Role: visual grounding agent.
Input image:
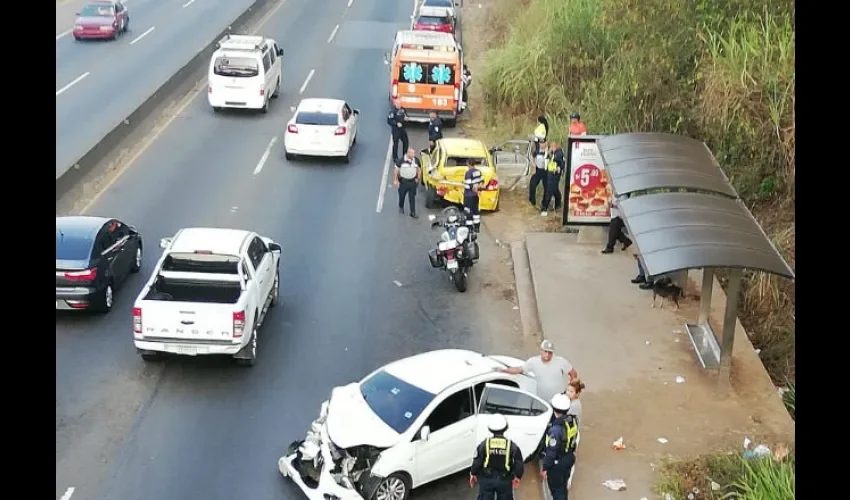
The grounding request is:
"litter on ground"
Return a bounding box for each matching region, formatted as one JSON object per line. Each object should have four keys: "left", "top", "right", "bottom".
{"left": 657, "top": 437, "right": 668, "bottom": 444}
{"left": 612, "top": 437, "right": 625, "bottom": 450}
{"left": 711, "top": 481, "right": 721, "bottom": 491}
{"left": 602, "top": 479, "right": 627, "bottom": 491}
{"left": 675, "top": 376, "right": 686, "bottom": 384}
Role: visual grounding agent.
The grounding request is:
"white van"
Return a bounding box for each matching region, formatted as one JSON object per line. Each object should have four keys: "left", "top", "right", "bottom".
{"left": 207, "top": 34, "right": 284, "bottom": 114}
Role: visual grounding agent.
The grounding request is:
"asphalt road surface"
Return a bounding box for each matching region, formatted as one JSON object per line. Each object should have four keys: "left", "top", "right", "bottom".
{"left": 55, "top": 0, "right": 256, "bottom": 179}
{"left": 56, "top": 0, "right": 521, "bottom": 499}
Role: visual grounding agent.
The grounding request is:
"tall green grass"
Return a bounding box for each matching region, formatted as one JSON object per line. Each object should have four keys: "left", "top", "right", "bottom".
{"left": 656, "top": 453, "right": 795, "bottom": 500}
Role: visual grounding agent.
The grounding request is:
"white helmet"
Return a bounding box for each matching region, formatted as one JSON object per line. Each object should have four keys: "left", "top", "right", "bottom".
{"left": 551, "top": 393, "right": 571, "bottom": 412}
{"left": 487, "top": 414, "right": 509, "bottom": 433}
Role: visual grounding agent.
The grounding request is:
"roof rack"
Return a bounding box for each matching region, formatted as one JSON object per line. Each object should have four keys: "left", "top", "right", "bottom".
{"left": 216, "top": 34, "right": 266, "bottom": 52}
{"left": 396, "top": 30, "right": 457, "bottom": 52}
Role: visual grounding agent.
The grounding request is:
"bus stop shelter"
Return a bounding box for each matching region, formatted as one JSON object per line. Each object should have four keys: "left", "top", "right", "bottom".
{"left": 597, "top": 133, "right": 794, "bottom": 386}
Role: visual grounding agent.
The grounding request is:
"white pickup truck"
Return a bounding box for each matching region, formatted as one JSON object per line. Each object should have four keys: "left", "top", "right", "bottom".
{"left": 132, "top": 227, "right": 281, "bottom": 366}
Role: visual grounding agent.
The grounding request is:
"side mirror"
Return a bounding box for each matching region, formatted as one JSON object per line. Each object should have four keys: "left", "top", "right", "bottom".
{"left": 428, "top": 214, "right": 437, "bottom": 221}
{"left": 277, "top": 47, "right": 284, "bottom": 57}
{"left": 383, "top": 53, "right": 390, "bottom": 66}
{"left": 159, "top": 237, "right": 172, "bottom": 249}
{"left": 268, "top": 242, "right": 282, "bottom": 252}
{"left": 419, "top": 425, "right": 431, "bottom": 442}
{"left": 353, "top": 109, "right": 360, "bottom": 115}
{"left": 75, "top": 12, "right": 80, "bottom": 15}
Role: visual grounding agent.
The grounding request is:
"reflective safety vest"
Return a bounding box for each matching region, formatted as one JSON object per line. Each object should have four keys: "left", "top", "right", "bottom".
{"left": 563, "top": 416, "right": 579, "bottom": 453}
{"left": 533, "top": 123, "right": 547, "bottom": 142}
{"left": 546, "top": 152, "right": 560, "bottom": 173}
{"left": 483, "top": 437, "right": 512, "bottom": 471}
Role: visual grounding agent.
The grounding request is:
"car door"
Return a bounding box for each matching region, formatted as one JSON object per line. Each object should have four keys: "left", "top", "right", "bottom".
{"left": 109, "top": 220, "right": 135, "bottom": 282}
{"left": 489, "top": 139, "right": 533, "bottom": 190}
{"left": 413, "top": 387, "right": 478, "bottom": 485}
{"left": 93, "top": 223, "right": 120, "bottom": 284}
{"left": 262, "top": 49, "right": 274, "bottom": 94}
{"left": 343, "top": 103, "right": 357, "bottom": 140}
{"left": 248, "top": 236, "right": 273, "bottom": 304}
{"left": 116, "top": 3, "right": 126, "bottom": 25}
{"left": 271, "top": 41, "right": 283, "bottom": 75}
{"left": 475, "top": 383, "right": 552, "bottom": 460}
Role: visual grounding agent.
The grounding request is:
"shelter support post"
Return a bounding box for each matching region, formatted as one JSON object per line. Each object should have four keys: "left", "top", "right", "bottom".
{"left": 698, "top": 269, "right": 713, "bottom": 324}
{"left": 717, "top": 268, "right": 744, "bottom": 390}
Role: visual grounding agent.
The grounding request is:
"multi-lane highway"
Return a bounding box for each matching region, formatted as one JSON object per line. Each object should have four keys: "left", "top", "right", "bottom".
{"left": 56, "top": 0, "right": 525, "bottom": 499}
{"left": 55, "top": 0, "right": 257, "bottom": 178}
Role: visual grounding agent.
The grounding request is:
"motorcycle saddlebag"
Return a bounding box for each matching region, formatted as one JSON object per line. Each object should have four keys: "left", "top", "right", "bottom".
{"left": 466, "top": 242, "right": 480, "bottom": 261}
{"left": 428, "top": 249, "right": 445, "bottom": 268}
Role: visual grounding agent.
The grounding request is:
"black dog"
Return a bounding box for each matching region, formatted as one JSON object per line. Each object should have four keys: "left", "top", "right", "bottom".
{"left": 651, "top": 277, "right": 684, "bottom": 310}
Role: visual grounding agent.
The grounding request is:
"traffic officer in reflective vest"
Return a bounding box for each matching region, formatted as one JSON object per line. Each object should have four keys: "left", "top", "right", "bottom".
{"left": 532, "top": 115, "right": 549, "bottom": 157}
{"left": 428, "top": 110, "right": 443, "bottom": 153}
{"left": 470, "top": 414, "right": 524, "bottom": 500}
{"left": 541, "top": 394, "right": 579, "bottom": 500}
{"left": 463, "top": 158, "right": 484, "bottom": 231}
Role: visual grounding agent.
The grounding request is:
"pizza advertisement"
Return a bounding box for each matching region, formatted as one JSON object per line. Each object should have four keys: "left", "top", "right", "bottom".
{"left": 565, "top": 137, "right": 612, "bottom": 225}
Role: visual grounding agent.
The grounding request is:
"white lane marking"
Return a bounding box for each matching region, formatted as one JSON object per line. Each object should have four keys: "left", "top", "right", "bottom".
{"left": 253, "top": 136, "right": 278, "bottom": 175}
{"left": 129, "top": 26, "right": 155, "bottom": 45}
{"left": 376, "top": 138, "right": 394, "bottom": 212}
{"left": 59, "top": 487, "right": 75, "bottom": 500}
{"left": 56, "top": 72, "right": 90, "bottom": 96}
{"left": 299, "top": 69, "right": 315, "bottom": 94}
{"left": 182, "top": 0, "right": 197, "bottom": 6}
{"left": 327, "top": 24, "right": 339, "bottom": 44}
{"left": 77, "top": 0, "right": 292, "bottom": 214}
{"left": 347, "top": 0, "right": 354, "bottom": 7}
{"left": 56, "top": 29, "right": 72, "bottom": 40}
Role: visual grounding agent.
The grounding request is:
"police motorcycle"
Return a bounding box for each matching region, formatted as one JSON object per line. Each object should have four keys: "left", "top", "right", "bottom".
{"left": 427, "top": 206, "right": 480, "bottom": 293}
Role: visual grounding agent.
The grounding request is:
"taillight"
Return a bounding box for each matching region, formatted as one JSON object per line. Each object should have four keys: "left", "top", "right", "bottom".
{"left": 260, "top": 89, "right": 265, "bottom": 96}
{"left": 334, "top": 126, "right": 347, "bottom": 136}
{"left": 133, "top": 307, "right": 142, "bottom": 335}
{"left": 445, "top": 249, "right": 455, "bottom": 259}
{"left": 287, "top": 124, "right": 298, "bottom": 134}
{"left": 233, "top": 311, "right": 245, "bottom": 338}
{"left": 454, "top": 83, "right": 460, "bottom": 102}
{"left": 208, "top": 86, "right": 212, "bottom": 94}
{"left": 391, "top": 80, "right": 398, "bottom": 98}
{"left": 486, "top": 179, "right": 499, "bottom": 191}
{"left": 65, "top": 268, "right": 97, "bottom": 281}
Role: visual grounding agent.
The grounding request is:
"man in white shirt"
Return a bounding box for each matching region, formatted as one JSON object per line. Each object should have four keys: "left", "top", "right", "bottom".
{"left": 495, "top": 340, "right": 577, "bottom": 403}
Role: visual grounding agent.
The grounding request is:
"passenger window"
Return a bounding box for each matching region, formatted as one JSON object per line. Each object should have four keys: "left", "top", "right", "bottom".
{"left": 262, "top": 53, "right": 272, "bottom": 73}
{"left": 248, "top": 237, "right": 267, "bottom": 270}
{"left": 473, "top": 380, "right": 519, "bottom": 408}
{"left": 424, "top": 388, "right": 473, "bottom": 434}
{"left": 478, "top": 385, "right": 544, "bottom": 417}
{"left": 269, "top": 47, "right": 276, "bottom": 65}
{"left": 341, "top": 107, "right": 350, "bottom": 122}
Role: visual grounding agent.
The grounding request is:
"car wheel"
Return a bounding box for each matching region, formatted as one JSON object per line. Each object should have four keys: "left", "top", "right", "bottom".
{"left": 261, "top": 98, "right": 269, "bottom": 114}
{"left": 124, "top": 16, "right": 129, "bottom": 32}
{"left": 74, "top": 35, "right": 81, "bottom": 41}
{"left": 371, "top": 473, "right": 411, "bottom": 500}
{"left": 130, "top": 245, "right": 143, "bottom": 273}
{"left": 213, "top": 107, "right": 222, "bottom": 113}
{"left": 285, "top": 151, "right": 294, "bottom": 161}
{"left": 444, "top": 118, "right": 457, "bottom": 128}
{"left": 95, "top": 283, "right": 114, "bottom": 313}
{"left": 270, "top": 271, "right": 280, "bottom": 307}
{"left": 343, "top": 148, "right": 351, "bottom": 164}
{"left": 424, "top": 184, "right": 437, "bottom": 209}
{"left": 140, "top": 352, "right": 159, "bottom": 362}
{"left": 236, "top": 326, "right": 258, "bottom": 367}
{"left": 272, "top": 77, "right": 281, "bottom": 98}
{"left": 352, "top": 133, "right": 357, "bottom": 146}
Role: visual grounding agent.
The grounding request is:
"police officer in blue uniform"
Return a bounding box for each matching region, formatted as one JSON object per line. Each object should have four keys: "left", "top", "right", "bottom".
{"left": 387, "top": 100, "right": 409, "bottom": 164}
{"left": 541, "top": 394, "right": 579, "bottom": 500}
{"left": 470, "top": 414, "right": 524, "bottom": 500}
{"left": 428, "top": 110, "right": 443, "bottom": 153}
{"left": 540, "top": 140, "right": 565, "bottom": 215}
{"left": 463, "top": 158, "right": 484, "bottom": 231}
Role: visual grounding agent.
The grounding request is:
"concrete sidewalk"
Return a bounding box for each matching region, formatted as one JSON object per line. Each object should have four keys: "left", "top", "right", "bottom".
{"left": 513, "top": 232, "right": 794, "bottom": 499}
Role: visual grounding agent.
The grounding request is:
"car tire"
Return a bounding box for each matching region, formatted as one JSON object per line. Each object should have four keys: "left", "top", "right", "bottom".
{"left": 424, "top": 184, "right": 437, "bottom": 209}
{"left": 130, "top": 245, "right": 143, "bottom": 273}
{"left": 140, "top": 352, "right": 159, "bottom": 362}
{"left": 213, "top": 107, "right": 222, "bottom": 113}
{"left": 270, "top": 271, "right": 280, "bottom": 307}
{"left": 124, "top": 16, "right": 129, "bottom": 32}
{"left": 444, "top": 118, "right": 457, "bottom": 128}
{"left": 74, "top": 35, "right": 81, "bottom": 41}
{"left": 261, "top": 98, "right": 269, "bottom": 114}
{"left": 352, "top": 133, "right": 357, "bottom": 146}
{"left": 236, "top": 323, "right": 258, "bottom": 367}
{"left": 343, "top": 148, "right": 351, "bottom": 164}
{"left": 94, "top": 283, "right": 114, "bottom": 314}
{"left": 272, "top": 77, "right": 281, "bottom": 98}
{"left": 370, "top": 472, "right": 411, "bottom": 500}
{"left": 285, "top": 151, "right": 294, "bottom": 161}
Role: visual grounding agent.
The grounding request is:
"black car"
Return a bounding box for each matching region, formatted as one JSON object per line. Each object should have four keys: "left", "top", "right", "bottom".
{"left": 56, "top": 216, "right": 143, "bottom": 313}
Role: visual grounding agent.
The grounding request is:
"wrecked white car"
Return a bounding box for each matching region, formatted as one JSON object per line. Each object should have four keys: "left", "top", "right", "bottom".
{"left": 278, "top": 349, "right": 553, "bottom": 500}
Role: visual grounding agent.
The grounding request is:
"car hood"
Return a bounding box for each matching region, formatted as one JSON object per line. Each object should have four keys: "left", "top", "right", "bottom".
{"left": 76, "top": 16, "right": 114, "bottom": 26}
{"left": 325, "top": 383, "right": 401, "bottom": 449}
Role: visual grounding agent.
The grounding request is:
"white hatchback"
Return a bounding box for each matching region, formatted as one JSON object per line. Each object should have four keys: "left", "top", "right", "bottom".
{"left": 284, "top": 98, "right": 359, "bottom": 163}
{"left": 278, "top": 349, "right": 555, "bottom": 500}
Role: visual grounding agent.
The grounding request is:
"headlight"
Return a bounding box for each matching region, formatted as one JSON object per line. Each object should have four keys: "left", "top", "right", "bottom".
{"left": 456, "top": 226, "right": 469, "bottom": 243}
{"left": 100, "top": 25, "right": 113, "bottom": 31}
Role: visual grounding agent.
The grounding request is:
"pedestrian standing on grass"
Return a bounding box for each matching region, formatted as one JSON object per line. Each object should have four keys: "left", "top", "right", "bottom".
{"left": 540, "top": 140, "right": 564, "bottom": 216}
{"left": 568, "top": 112, "right": 587, "bottom": 136}
{"left": 494, "top": 340, "right": 577, "bottom": 403}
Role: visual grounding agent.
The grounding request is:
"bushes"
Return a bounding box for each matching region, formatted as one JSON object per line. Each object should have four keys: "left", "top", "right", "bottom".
{"left": 479, "top": 0, "right": 795, "bottom": 388}
{"left": 656, "top": 453, "right": 795, "bottom": 500}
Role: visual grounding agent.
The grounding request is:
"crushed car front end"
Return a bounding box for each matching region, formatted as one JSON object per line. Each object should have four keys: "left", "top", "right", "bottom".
{"left": 279, "top": 401, "right": 387, "bottom": 500}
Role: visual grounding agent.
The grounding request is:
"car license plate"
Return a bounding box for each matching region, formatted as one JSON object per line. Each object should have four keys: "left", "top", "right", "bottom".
{"left": 175, "top": 345, "right": 198, "bottom": 356}
{"left": 447, "top": 260, "right": 458, "bottom": 270}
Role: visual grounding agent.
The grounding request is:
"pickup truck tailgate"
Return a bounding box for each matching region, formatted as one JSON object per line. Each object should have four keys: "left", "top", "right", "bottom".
{"left": 137, "top": 301, "right": 239, "bottom": 342}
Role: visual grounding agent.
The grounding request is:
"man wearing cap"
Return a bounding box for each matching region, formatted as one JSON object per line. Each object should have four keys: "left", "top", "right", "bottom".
{"left": 494, "top": 340, "right": 577, "bottom": 402}
{"left": 568, "top": 113, "right": 587, "bottom": 136}
{"left": 541, "top": 394, "right": 579, "bottom": 500}
{"left": 469, "top": 414, "right": 524, "bottom": 500}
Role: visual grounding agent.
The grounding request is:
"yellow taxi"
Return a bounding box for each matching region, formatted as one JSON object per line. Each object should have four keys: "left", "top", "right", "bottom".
{"left": 420, "top": 138, "right": 501, "bottom": 211}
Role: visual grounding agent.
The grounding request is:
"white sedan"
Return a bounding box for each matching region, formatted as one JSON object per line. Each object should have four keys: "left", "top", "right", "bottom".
{"left": 284, "top": 98, "right": 359, "bottom": 163}
{"left": 278, "top": 349, "right": 553, "bottom": 500}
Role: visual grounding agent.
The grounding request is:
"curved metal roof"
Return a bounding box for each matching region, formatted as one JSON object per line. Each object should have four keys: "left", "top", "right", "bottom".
{"left": 619, "top": 192, "right": 794, "bottom": 279}
{"left": 599, "top": 133, "right": 738, "bottom": 197}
